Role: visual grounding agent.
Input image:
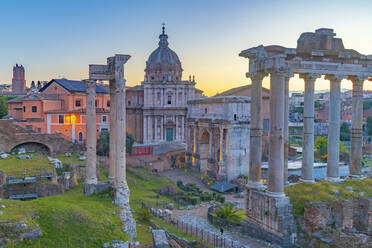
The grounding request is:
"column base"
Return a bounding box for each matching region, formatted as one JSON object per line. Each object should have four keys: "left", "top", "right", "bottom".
{"left": 244, "top": 187, "right": 296, "bottom": 247}
{"left": 245, "top": 181, "right": 265, "bottom": 190}
{"left": 300, "top": 178, "right": 315, "bottom": 184}
{"left": 325, "top": 176, "right": 342, "bottom": 183}
{"left": 347, "top": 174, "right": 364, "bottom": 180}
{"left": 266, "top": 191, "right": 286, "bottom": 198}
{"left": 83, "top": 181, "right": 111, "bottom": 195}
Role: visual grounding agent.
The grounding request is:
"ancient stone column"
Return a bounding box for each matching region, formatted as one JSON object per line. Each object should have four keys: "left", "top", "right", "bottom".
{"left": 350, "top": 76, "right": 364, "bottom": 177}
{"left": 283, "top": 76, "right": 290, "bottom": 184}
{"left": 247, "top": 72, "right": 265, "bottom": 188}
{"left": 109, "top": 79, "right": 117, "bottom": 186}
{"left": 84, "top": 80, "right": 98, "bottom": 189}
{"left": 326, "top": 75, "right": 342, "bottom": 182}
{"left": 300, "top": 73, "right": 319, "bottom": 183}
{"left": 268, "top": 71, "right": 286, "bottom": 196}
{"left": 194, "top": 121, "right": 200, "bottom": 168}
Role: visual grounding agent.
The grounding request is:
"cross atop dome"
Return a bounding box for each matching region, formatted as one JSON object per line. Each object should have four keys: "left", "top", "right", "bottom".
{"left": 162, "top": 22, "right": 165, "bottom": 35}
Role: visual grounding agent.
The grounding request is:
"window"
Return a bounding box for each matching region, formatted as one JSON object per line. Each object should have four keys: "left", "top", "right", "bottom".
{"left": 75, "top": 100, "right": 81, "bottom": 107}
{"left": 107, "top": 100, "right": 110, "bottom": 107}
{"left": 95, "top": 100, "right": 99, "bottom": 107}
{"left": 127, "top": 100, "right": 131, "bottom": 106}
{"left": 204, "top": 108, "right": 208, "bottom": 114}
{"left": 78, "top": 132, "right": 83, "bottom": 142}
{"left": 58, "top": 115, "right": 64, "bottom": 124}
{"left": 167, "top": 95, "right": 172, "bottom": 105}
{"left": 23, "top": 106, "right": 26, "bottom": 112}
{"left": 102, "top": 115, "right": 107, "bottom": 123}
{"left": 151, "top": 76, "right": 154, "bottom": 80}
{"left": 234, "top": 114, "right": 237, "bottom": 121}
{"left": 32, "top": 106, "right": 37, "bottom": 112}
{"left": 37, "top": 128, "right": 41, "bottom": 132}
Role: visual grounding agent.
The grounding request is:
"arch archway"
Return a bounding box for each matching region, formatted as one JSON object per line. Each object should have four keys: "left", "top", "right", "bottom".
{"left": 11, "top": 142, "right": 51, "bottom": 155}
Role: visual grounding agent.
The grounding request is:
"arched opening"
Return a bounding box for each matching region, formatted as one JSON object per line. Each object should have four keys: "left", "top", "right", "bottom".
{"left": 78, "top": 132, "right": 83, "bottom": 143}
{"left": 11, "top": 142, "right": 51, "bottom": 155}
{"left": 199, "top": 130, "right": 210, "bottom": 172}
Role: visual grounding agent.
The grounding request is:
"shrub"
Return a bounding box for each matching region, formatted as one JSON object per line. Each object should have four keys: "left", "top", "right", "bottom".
{"left": 188, "top": 196, "right": 200, "bottom": 205}
{"left": 215, "top": 204, "right": 243, "bottom": 224}
{"left": 139, "top": 207, "right": 152, "bottom": 222}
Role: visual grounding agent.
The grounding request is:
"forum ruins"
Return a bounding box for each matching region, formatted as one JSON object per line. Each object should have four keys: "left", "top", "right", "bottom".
{"left": 239, "top": 28, "right": 372, "bottom": 246}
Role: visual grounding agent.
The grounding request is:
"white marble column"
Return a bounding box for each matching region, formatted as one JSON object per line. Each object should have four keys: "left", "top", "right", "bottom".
{"left": 268, "top": 71, "right": 286, "bottom": 196}
{"left": 85, "top": 80, "right": 98, "bottom": 185}
{"left": 350, "top": 76, "right": 365, "bottom": 177}
{"left": 247, "top": 72, "right": 265, "bottom": 188}
{"left": 109, "top": 79, "right": 117, "bottom": 184}
{"left": 300, "top": 73, "right": 319, "bottom": 183}
{"left": 181, "top": 116, "right": 185, "bottom": 141}
{"left": 283, "top": 76, "right": 290, "bottom": 184}
{"left": 143, "top": 115, "right": 148, "bottom": 143}
{"left": 325, "top": 75, "right": 342, "bottom": 182}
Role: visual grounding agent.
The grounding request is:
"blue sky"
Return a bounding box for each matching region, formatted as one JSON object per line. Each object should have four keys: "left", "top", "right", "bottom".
{"left": 1, "top": 0, "right": 372, "bottom": 95}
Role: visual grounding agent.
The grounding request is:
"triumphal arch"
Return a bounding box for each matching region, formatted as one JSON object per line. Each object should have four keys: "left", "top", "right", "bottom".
{"left": 239, "top": 28, "right": 372, "bottom": 247}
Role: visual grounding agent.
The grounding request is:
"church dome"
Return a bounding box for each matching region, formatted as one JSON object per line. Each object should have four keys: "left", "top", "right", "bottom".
{"left": 145, "top": 26, "right": 183, "bottom": 82}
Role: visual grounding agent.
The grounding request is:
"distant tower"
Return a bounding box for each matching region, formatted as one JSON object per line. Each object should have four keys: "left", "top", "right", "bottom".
{"left": 12, "top": 64, "right": 26, "bottom": 93}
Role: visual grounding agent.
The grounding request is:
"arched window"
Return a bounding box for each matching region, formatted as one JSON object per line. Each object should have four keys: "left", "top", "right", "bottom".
{"left": 167, "top": 95, "right": 172, "bottom": 105}
{"left": 78, "top": 132, "right": 83, "bottom": 142}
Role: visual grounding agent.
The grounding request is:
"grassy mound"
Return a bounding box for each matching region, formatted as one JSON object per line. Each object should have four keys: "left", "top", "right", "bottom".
{"left": 285, "top": 178, "right": 372, "bottom": 216}
{"left": 6, "top": 186, "right": 128, "bottom": 247}
{"left": 1, "top": 166, "right": 197, "bottom": 247}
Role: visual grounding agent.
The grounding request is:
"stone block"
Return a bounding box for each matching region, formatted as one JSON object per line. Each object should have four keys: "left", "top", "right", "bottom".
{"left": 83, "top": 181, "right": 111, "bottom": 195}
{"left": 152, "top": 229, "right": 169, "bottom": 248}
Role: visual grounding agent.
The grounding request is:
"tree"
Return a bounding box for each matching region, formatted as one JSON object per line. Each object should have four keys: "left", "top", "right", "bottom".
{"left": 0, "top": 96, "right": 8, "bottom": 119}
{"left": 366, "top": 117, "right": 372, "bottom": 138}
{"left": 214, "top": 204, "right": 244, "bottom": 224}
{"left": 97, "top": 129, "right": 110, "bottom": 156}
{"left": 96, "top": 130, "right": 135, "bottom": 156}
{"left": 314, "top": 136, "right": 348, "bottom": 162}
{"left": 340, "top": 122, "right": 351, "bottom": 141}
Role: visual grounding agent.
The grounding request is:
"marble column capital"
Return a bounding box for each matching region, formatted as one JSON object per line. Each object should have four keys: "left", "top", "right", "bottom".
{"left": 347, "top": 75, "right": 369, "bottom": 83}
{"left": 247, "top": 72, "right": 267, "bottom": 81}
{"left": 299, "top": 73, "right": 321, "bottom": 82}
{"left": 325, "top": 74, "right": 345, "bottom": 82}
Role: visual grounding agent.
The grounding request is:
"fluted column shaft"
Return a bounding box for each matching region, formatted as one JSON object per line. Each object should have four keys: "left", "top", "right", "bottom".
{"left": 248, "top": 73, "right": 265, "bottom": 187}
{"left": 350, "top": 76, "right": 364, "bottom": 176}
{"left": 326, "top": 75, "right": 342, "bottom": 181}
{"left": 109, "top": 80, "right": 117, "bottom": 185}
{"left": 268, "top": 71, "right": 285, "bottom": 196}
{"left": 85, "top": 80, "right": 98, "bottom": 185}
{"left": 300, "top": 74, "right": 318, "bottom": 183}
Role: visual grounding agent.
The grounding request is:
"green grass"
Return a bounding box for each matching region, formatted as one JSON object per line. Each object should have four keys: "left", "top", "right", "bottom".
{"left": 13, "top": 186, "right": 128, "bottom": 248}
{"left": 285, "top": 178, "right": 372, "bottom": 216}
{"left": 2, "top": 165, "right": 202, "bottom": 247}
{"left": 0, "top": 153, "right": 53, "bottom": 175}
{"left": 55, "top": 153, "right": 84, "bottom": 165}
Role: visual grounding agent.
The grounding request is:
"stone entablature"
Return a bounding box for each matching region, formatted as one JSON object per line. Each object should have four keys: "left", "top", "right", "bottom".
{"left": 186, "top": 96, "right": 250, "bottom": 181}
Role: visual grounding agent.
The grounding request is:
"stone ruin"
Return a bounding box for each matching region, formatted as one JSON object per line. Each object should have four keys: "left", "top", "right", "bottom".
{"left": 239, "top": 28, "right": 372, "bottom": 247}
{"left": 83, "top": 54, "right": 136, "bottom": 240}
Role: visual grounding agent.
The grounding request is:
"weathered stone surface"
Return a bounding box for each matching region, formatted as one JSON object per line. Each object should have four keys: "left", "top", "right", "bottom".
{"left": 152, "top": 229, "right": 170, "bottom": 248}
{"left": 83, "top": 181, "right": 111, "bottom": 196}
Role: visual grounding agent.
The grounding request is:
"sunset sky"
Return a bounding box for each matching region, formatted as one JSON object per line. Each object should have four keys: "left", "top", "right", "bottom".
{"left": 1, "top": 0, "right": 372, "bottom": 96}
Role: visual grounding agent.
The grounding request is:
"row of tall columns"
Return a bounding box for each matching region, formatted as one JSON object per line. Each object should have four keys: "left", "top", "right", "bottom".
{"left": 298, "top": 74, "right": 367, "bottom": 182}
{"left": 85, "top": 80, "right": 98, "bottom": 185}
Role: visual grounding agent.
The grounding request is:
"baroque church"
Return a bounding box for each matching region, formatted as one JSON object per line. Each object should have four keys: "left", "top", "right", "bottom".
{"left": 140, "top": 26, "right": 202, "bottom": 144}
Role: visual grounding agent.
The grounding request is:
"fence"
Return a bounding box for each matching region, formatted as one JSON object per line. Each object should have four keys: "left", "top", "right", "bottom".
{"left": 150, "top": 208, "right": 248, "bottom": 248}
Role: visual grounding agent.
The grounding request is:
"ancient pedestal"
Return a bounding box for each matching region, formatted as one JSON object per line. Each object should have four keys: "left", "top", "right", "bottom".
{"left": 243, "top": 188, "right": 297, "bottom": 247}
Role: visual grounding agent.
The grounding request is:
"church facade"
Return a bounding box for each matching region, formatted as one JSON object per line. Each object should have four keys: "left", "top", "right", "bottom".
{"left": 142, "top": 26, "right": 200, "bottom": 143}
